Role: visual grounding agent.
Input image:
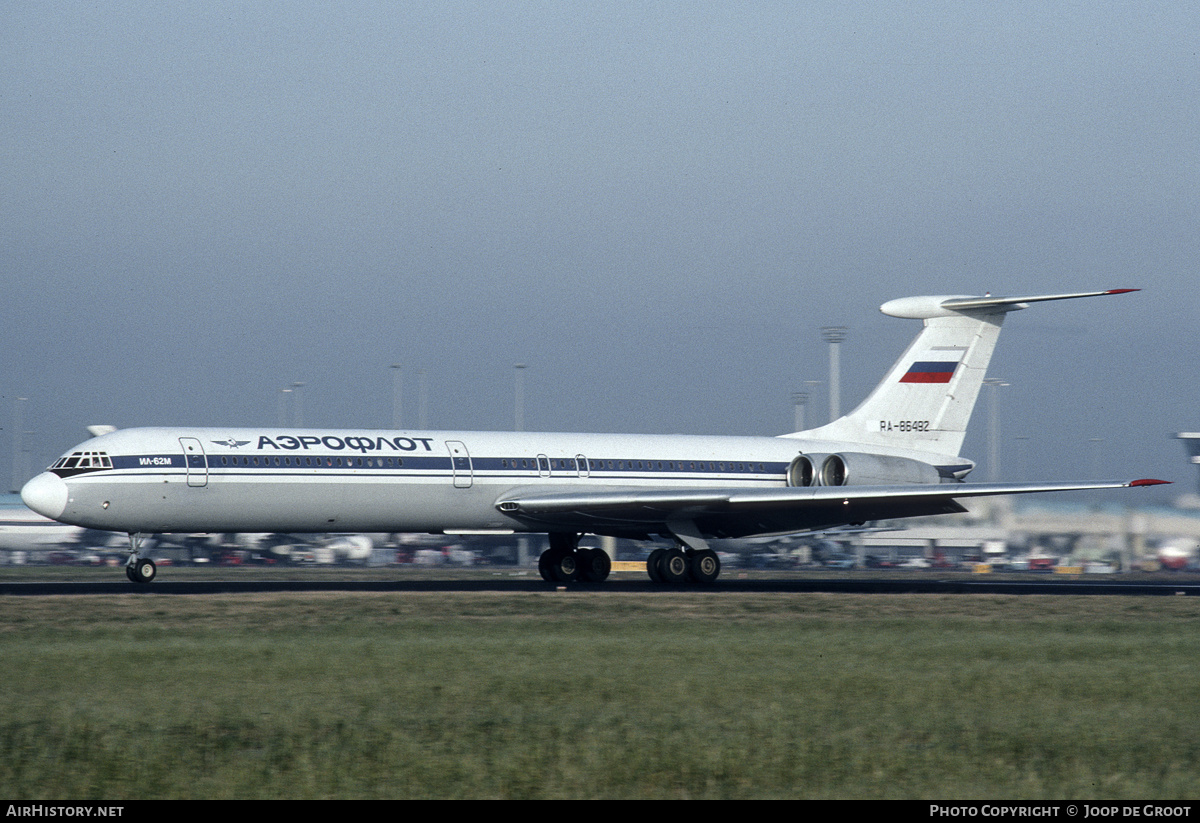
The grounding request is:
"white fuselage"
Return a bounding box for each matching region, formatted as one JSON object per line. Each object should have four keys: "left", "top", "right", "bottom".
{"left": 22, "top": 426, "right": 958, "bottom": 537}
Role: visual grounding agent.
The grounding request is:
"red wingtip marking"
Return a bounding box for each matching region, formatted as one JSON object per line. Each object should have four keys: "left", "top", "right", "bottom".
{"left": 1105, "top": 289, "right": 1140, "bottom": 295}
{"left": 1130, "top": 478, "right": 1170, "bottom": 487}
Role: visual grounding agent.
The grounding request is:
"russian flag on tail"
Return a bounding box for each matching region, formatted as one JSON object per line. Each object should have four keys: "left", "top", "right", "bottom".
{"left": 900, "top": 361, "right": 958, "bottom": 384}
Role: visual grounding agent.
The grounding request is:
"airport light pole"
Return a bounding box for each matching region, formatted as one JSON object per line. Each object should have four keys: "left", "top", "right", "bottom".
{"left": 792, "top": 391, "right": 809, "bottom": 432}
{"left": 291, "top": 382, "right": 305, "bottom": 427}
{"left": 1089, "top": 437, "right": 1104, "bottom": 481}
{"left": 390, "top": 364, "right": 403, "bottom": 429}
{"left": 1014, "top": 435, "right": 1030, "bottom": 480}
{"left": 804, "top": 380, "right": 822, "bottom": 426}
{"left": 514, "top": 363, "right": 527, "bottom": 432}
{"left": 821, "top": 327, "right": 847, "bottom": 422}
{"left": 11, "top": 397, "right": 26, "bottom": 493}
{"left": 278, "top": 388, "right": 292, "bottom": 427}
{"left": 983, "top": 377, "right": 1008, "bottom": 481}
{"left": 19, "top": 431, "right": 33, "bottom": 494}
{"left": 418, "top": 369, "right": 428, "bottom": 429}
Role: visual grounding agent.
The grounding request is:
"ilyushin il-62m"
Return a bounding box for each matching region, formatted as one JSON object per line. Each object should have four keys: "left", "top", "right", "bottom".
{"left": 21, "top": 289, "right": 1165, "bottom": 584}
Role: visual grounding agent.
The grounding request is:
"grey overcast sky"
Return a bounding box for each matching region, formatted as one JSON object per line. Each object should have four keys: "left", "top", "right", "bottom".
{"left": 2, "top": 2, "right": 1197, "bottom": 500}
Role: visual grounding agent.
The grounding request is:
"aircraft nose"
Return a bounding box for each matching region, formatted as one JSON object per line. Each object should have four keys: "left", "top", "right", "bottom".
{"left": 21, "top": 472, "right": 68, "bottom": 520}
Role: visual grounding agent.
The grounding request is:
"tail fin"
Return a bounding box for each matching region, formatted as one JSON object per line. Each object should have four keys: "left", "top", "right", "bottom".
{"left": 787, "top": 290, "right": 1137, "bottom": 459}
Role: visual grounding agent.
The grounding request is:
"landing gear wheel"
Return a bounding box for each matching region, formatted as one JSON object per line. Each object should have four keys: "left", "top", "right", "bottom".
{"left": 131, "top": 558, "right": 156, "bottom": 584}
{"left": 538, "top": 550, "right": 556, "bottom": 582}
{"left": 576, "top": 548, "right": 593, "bottom": 582}
{"left": 577, "top": 548, "right": 611, "bottom": 583}
{"left": 689, "top": 549, "right": 721, "bottom": 584}
{"left": 553, "top": 550, "right": 578, "bottom": 583}
{"left": 659, "top": 548, "right": 691, "bottom": 584}
{"left": 540, "top": 548, "right": 578, "bottom": 583}
{"left": 646, "top": 548, "right": 666, "bottom": 583}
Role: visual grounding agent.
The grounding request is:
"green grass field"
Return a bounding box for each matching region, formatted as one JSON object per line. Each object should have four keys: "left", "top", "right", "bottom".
{"left": 2, "top": 588, "right": 1198, "bottom": 799}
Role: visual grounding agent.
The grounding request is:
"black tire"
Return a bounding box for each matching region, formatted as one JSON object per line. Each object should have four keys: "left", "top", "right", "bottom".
{"left": 132, "top": 558, "right": 156, "bottom": 583}
{"left": 538, "top": 550, "right": 556, "bottom": 582}
{"left": 659, "top": 548, "right": 691, "bottom": 584}
{"left": 576, "top": 548, "right": 595, "bottom": 582}
{"left": 550, "top": 549, "right": 578, "bottom": 583}
{"left": 690, "top": 549, "right": 721, "bottom": 584}
{"left": 646, "top": 548, "right": 666, "bottom": 583}
{"left": 578, "top": 548, "right": 611, "bottom": 583}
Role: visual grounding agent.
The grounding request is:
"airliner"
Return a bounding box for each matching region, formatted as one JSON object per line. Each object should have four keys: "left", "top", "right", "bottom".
{"left": 20, "top": 289, "right": 1165, "bottom": 584}
{"left": 0, "top": 496, "right": 89, "bottom": 551}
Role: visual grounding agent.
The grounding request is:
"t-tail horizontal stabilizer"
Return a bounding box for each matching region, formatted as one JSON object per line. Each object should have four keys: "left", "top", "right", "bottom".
{"left": 789, "top": 289, "right": 1140, "bottom": 463}
{"left": 881, "top": 289, "right": 1140, "bottom": 319}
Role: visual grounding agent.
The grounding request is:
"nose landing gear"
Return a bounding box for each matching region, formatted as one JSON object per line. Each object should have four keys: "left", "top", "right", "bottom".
{"left": 124, "top": 533, "right": 156, "bottom": 583}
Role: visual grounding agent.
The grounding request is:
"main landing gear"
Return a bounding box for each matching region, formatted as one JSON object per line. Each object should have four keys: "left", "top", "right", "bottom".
{"left": 124, "top": 533, "right": 156, "bottom": 584}
{"left": 645, "top": 546, "right": 721, "bottom": 585}
{"left": 537, "top": 533, "right": 722, "bottom": 586}
{"left": 538, "top": 533, "right": 612, "bottom": 584}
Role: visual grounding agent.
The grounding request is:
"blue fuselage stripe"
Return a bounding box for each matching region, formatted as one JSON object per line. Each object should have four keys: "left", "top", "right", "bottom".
{"left": 90, "top": 453, "right": 795, "bottom": 483}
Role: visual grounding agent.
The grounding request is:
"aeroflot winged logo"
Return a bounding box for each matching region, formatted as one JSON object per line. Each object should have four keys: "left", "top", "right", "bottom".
{"left": 212, "top": 438, "right": 252, "bottom": 449}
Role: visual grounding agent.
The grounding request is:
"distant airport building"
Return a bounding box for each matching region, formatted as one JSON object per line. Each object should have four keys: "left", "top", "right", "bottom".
{"left": 1175, "top": 433, "right": 1200, "bottom": 494}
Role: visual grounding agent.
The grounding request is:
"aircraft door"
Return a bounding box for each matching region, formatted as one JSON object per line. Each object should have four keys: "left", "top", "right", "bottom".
{"left": 179, "top": 437, "right": 208, "bottom": 488}
{"left": 446, "top": 440, "right": 472, "bottom": 489}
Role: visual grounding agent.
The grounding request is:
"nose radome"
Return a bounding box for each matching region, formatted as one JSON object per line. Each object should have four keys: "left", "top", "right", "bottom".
{"left": 21, "top": 472, "right": 68, "bottom": 520}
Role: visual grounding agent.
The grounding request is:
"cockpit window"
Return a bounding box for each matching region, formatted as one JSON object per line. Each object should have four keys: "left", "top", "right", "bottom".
{"left": 50, "top": 451, "right": 112, "bottom": 474}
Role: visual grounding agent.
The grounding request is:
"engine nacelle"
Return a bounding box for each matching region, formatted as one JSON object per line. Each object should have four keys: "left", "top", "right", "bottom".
{"left": 817, "top": 452, "right": 942, "bottom": 486}
{"left": 787, "top": 454, "right": 830, "bottom": 487}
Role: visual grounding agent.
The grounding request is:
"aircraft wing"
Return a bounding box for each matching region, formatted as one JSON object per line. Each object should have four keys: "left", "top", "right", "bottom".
{"left": 495, "top": 479, "right": 1166, "bottom": 540}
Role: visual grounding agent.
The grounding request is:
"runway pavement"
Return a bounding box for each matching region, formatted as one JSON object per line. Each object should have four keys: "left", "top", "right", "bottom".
{"left": 3, "top": 577, "right": 1199, "bottom": 596}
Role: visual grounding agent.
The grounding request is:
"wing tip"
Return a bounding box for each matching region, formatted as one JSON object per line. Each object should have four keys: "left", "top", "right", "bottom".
{"left": 1129, "top": 478, "right": 1170, "bottom": 487}
{"left": 1105, "top": 288, "right": 1140, "bottom": 295}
